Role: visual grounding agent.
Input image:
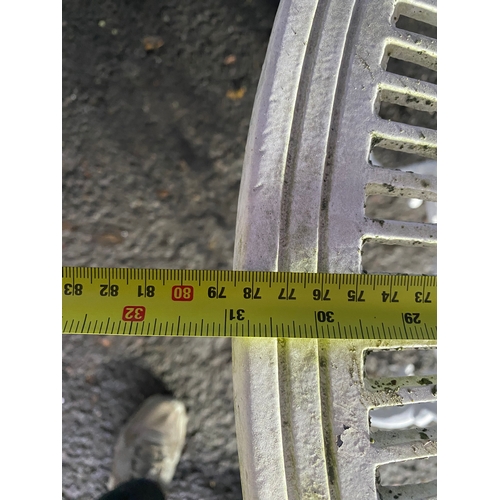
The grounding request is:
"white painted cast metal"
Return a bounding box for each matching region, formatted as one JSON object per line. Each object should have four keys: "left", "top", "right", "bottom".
{"left": 233, "top": 0, "right": 437, "bottom": 498}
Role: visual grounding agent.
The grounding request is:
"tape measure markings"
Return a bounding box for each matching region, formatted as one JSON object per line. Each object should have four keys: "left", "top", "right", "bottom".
{"left": 62, "top": 267, "right": 436, "bottom": 339}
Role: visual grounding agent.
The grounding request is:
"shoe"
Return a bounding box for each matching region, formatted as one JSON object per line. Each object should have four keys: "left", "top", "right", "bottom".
{"left": 108, "top": 395, "right": 187, "bottom": 493}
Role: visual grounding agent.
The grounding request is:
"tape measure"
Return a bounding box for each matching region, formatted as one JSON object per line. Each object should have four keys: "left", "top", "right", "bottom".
{"left": 62, "top": 267, "right": 436, "bottom": 340}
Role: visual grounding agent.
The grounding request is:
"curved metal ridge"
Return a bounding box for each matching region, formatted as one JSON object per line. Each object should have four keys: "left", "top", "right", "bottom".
{"left": 233, "top": 0, "right": 437, "bottom": 498}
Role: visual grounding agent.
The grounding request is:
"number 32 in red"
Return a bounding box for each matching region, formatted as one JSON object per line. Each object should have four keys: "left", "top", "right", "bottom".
{"left": 122, "top": 306, "right": 146, "bottom": 322}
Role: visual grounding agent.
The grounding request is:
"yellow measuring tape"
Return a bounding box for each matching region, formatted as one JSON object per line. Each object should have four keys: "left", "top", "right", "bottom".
{"left": 62, "top": 267, "right": 436, "bottom": 340}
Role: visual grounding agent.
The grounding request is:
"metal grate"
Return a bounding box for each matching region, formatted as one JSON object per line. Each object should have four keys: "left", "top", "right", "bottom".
{"left": 233, "top": 0, "right": 437, "bottom": 498}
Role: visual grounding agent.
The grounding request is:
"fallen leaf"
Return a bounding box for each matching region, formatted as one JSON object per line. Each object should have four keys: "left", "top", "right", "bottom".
{"left": 226, "top": 86, "right": 246, "bottom": 100}
{"left": 223, "top": 54, "right": 236, "bottom": 65}
{"left": 95, "top": 232, "right": 124, "bottom": 245}
{"left": 143, "top": 36, "right": 164, "bottom": 51}
{"left": 156, "top": 189, "right": 170, "bottom": 199}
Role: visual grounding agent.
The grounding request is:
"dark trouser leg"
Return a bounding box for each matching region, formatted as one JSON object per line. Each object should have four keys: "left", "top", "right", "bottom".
{"left": 97, "top": 478, "right": 165, "bottom": 500}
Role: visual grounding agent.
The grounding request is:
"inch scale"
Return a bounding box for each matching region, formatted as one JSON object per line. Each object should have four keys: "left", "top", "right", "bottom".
{"left": 62, "top": 267, "right": 436, "bottom": 340}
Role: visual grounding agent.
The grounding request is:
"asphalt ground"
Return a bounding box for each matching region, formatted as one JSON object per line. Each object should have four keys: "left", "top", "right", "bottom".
{"left": 63, "top": 1, "right": 279, "bottom": 499}
{"left": 62, "top": 1, "right": 436, "bottom": 499}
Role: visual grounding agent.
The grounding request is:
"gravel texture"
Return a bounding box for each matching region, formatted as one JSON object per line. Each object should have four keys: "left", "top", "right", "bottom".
{"left": 63, "top": 1, "right": 278, "bottom": 498}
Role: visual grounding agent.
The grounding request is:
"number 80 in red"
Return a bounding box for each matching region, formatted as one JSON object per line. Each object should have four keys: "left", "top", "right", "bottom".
{"left": 171, "top": 285, "right": 194, "bottom": 301}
